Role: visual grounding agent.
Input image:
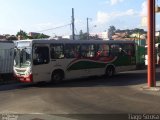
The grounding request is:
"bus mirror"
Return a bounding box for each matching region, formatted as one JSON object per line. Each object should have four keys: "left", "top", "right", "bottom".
{"left": 119, "top": 48, "right": 122, "bottom": 52}
{"left": 119, "top": 48, "right": 127, "bottom": 55}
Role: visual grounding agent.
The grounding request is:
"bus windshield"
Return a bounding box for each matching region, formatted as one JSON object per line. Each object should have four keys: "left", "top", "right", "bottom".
{"left": 14, "top": 47, "right": 31, "bottom": 68}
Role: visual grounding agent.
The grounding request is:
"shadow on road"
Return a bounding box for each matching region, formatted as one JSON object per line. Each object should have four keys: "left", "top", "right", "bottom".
{"left": 0, "top": 69, "right": 160, "bottom": 91}
{"left": 34, "top": 69, "right": 160, "bottom": 88}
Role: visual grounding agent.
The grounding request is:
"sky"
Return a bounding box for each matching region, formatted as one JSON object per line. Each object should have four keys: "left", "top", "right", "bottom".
{"left": 0, "top": 0, "right": 160, "bottom": 36}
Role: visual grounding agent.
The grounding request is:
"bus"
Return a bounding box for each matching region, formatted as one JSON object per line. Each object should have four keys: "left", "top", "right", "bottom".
{"left": 145, "top": 43, "right": 160, "bottom": 65}
{"left": 13, "top": 39, "right": 137, "bottom": 83}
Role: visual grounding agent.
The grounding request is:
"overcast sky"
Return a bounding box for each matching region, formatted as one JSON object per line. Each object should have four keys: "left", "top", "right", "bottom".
{"left": 0, "top": 0, "right": 160, "bottom": 36}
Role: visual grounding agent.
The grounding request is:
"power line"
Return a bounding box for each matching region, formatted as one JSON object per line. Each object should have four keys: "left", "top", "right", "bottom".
{"left": 36, "top": 23, "right": 71, "bottom": 33}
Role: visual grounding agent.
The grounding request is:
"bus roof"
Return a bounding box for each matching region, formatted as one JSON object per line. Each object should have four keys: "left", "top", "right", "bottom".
{"left": 16, "top": 39, "right": 135, "bottom": 45}
{"left": 0, "top": 40, "right": 14, "bottom": 49}
{"left": 0, "top": 40, "right": 14, "bottom": 43}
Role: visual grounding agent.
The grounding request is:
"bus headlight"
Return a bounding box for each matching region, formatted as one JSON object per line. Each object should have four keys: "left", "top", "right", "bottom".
{"left": 25, "top": 67, "right": 31, "bottom": 75}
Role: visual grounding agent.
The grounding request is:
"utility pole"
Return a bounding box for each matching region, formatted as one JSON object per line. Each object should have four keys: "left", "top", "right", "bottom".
{"left": 147, "top": 0, "right": 156, "bottom": 87}
{"left": 87, "top": 18, "right": 92, "bottom": 40}
{"left": 72, "top": 8, "right": 75, "bottom": 40}
{"left": 87, "top": 18, "right": 89, "bottom": 40}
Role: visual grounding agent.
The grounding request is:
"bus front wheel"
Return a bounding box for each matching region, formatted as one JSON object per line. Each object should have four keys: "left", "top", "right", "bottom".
{"left": 51, "top": 70, "right": 64, "bottom": 83}
{"left": 106, "top": 66, "right": 115, "bottom": 77}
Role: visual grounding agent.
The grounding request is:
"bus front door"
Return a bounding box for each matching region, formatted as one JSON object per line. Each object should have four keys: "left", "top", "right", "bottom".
{"left": 32, "top": 45, "right": 51, "bottom": 82}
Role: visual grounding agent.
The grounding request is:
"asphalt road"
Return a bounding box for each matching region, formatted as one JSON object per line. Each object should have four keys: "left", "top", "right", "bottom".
{"left": 0, "top": 68, "right": 160, "bottom": 119}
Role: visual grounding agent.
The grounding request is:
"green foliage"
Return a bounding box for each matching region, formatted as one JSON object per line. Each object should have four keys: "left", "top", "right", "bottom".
{"left": 16, "top": 30, "right": 28, "bottom": 39}
{"left": 16, "top": 30, "right": 50, "bottom": 39}
{"left": 108, "top": 26, "right": 116, "bottom": 39}
{"left": 32, "top": 33, "right": 50, "bottom": 39}
{"left": 133, "top": 28, "right": 145, "bottom": 34}
{"left": 115, "top": 28, "right": 146, "bottom": 35}
{"left": 6, "top": 35, "right": 18, "bottom": 40}
{"left": 79, "top": 30, "right": 88, "bottom": 40}
{"left": 156, "top": 36, "right": 160, "bottom": 43}
{"left": 124, "top": 34, "right": 131, "bottom": 38}
{"left": 108, "top": 26, "right": 116, "bottom": 33}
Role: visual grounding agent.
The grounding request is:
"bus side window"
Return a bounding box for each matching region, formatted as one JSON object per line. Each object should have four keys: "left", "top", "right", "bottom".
{"left": 33, "top": 46, "right": 49, "bottom": 65}
{"left": 110, "top": 44, "right": 121, "bottom": 56}
{"left": 97, "top": 44, "right": 109, "bottom": 57}
{"left": 65, "top": 44, "right": 80, "bottom": 58}
{"left": 122, "top": 44, "right": 135, "bottom": 56}
{"left": 50, "top": 44, "right": 64, "bottom": 59}
{"left": 81, "top": 44, "right": 96, "bottom": 58}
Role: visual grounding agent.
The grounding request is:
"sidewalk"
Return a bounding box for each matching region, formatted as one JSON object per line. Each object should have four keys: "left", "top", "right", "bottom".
{"left": 129, "top": 80, "right": 160, "bottom": 97}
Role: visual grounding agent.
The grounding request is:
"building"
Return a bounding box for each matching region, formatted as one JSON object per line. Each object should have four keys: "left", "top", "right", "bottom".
{"left": 28, "top": 32, "right": 50, "bottom": 39}
{"left": 17, "top": 35, "right": 23, "bottom": 40}
{"left": 62, "top": 35, "right": 80, "bottom": 40}
{"left": 49, "top": 36, "right": 63, "bottom": 40}
{"left": 28, "top": 32, "right": 41, "bottom": 37}
{"left": 90, "top": 32, "right": 109, "bottom": 40}
{"left": 0, "top": 35, "right": 6, "bottom": 40}
{"left": 156, "top": 31, "right": 160, "bottom": 37}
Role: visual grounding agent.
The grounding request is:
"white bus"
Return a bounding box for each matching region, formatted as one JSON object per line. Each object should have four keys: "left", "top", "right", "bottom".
{"left": 13, "top": 39, "right": 137, "bottom": 83}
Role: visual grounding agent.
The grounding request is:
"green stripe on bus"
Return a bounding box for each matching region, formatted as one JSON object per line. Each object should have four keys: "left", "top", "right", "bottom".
{"left": 67, "top": 61, "right": 106, "bottom": 71}
{"left": 67, "top": 56, "right": 136, "bottom": 71}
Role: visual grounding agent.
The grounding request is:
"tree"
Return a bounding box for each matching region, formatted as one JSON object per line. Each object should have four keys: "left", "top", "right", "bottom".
{"left": 133, "top": 28, "right": 145, "bottom": 34}
{"left": 33, "top": 33, "right": 50, "bottom": 39}
{"left": 156, "top": 36, "right": 160, "bottom": 43}
{"left": 16, "top": 30, "right": 28, "bottom": 39}
{"left": 108, "top": 26, "right": 116, "bottom": 39}
{"left": 79, "top": 30, "right": 88, "bottom": 40}
{"left": 6, "top": 35, "right": 18, "bottom": 41}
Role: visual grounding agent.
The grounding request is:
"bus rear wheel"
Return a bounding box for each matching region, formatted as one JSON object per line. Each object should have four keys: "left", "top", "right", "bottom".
{"left": 106, "top": 66, "right": 115, "bottom": 77}
{"left": 51, "top": 71, "right": 64, "bottom": 83}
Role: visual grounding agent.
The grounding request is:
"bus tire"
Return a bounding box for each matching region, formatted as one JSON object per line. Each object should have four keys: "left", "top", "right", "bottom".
{"left": 106, "top": 66, "right": 115, "bottom": 77}
{"left": 51, "top": 70, "right": 64, "bottom": 83}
